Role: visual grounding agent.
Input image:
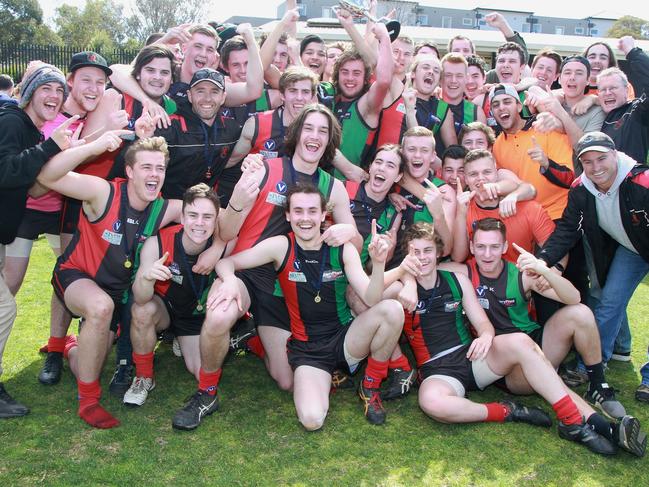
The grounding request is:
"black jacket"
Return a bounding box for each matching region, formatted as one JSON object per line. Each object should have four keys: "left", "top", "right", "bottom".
{"left": 0, "top": 104, "right": 61, "bottom": 244}
{"left": 601, "top": 47, "right": 649, "bottom": 165}
{"left": 539, "top": 164, "right": 649, "bottom": 287}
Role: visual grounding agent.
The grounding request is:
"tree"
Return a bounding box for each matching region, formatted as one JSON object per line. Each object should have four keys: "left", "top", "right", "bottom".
{"left": 0, "top": 0, "right": 58, "bottom": 44}
{"left": 54, "top": 0, "right": 130, "bottom": 48}
{"left": 607, "top": 15, "right": 649, "bottom": 40}
{"left": 126, "top": 0, "right": 206, "bottom": 42}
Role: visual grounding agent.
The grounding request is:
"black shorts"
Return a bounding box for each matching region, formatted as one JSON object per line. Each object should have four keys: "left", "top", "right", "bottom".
{"left": 159, "top": 296, "right": 204, "bottom": 336}
{"left": 52, "top": 267, "right": 123, "bottom": 332}
{"left": 287, "top": 326, "right": 353, "bottom": 375}
{"left": 16, "top": 209, "right": 60, "bottom": 240}
{"left": 528, "top": 326, "right": 544, "bottom": 346}
{"left": 60, "top": 197, "right": 83, "bottom": 235}
{"left": 238, "top": 268, "right": 290, "bottom": 331}
{"left": 419, "top": 345, "right": 478, "bottom": 393}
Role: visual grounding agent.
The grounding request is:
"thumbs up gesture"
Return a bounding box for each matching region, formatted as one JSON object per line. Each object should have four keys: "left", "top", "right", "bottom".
{"left": 526, "top": 136, "right": 549, "bottom": 169}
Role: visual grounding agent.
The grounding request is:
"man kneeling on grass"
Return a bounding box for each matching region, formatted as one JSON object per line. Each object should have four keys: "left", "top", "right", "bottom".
{"left": 390, "top": 222, "right": 617, "bottom": 455}
{"left": 124, "top": 181, "right": 258, "bottom": 431}
{"left": 211, "top": 184, "right": 404, "bottom": 429}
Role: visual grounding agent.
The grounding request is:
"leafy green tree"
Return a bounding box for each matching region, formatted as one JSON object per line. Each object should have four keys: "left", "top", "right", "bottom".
{"left": 607, "top": 16, "right": 649, "bottom": 40}
{"left": 54, "top": 0, "right": 130, "bottom": 48}
{"left": 126, "top": 0, "right": 205, "bottom": 42}
{"left": 0, "top": 0, "right": 58, "bottom": 44}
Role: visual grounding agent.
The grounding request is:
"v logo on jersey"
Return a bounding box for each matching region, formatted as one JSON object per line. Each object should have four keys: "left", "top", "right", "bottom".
{"left": 112, "top": 220, "right": 121, "bottom": 232}
{"left": 276, "top": 181, "right": 287, "bottom": 194}
{"left": 264, "top": 139, "right": 276, "bottom": 150}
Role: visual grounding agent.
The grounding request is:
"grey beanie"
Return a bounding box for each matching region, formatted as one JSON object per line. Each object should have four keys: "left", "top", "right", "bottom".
{"left": 19, "top": 64, "right": 68, "bottom": 108}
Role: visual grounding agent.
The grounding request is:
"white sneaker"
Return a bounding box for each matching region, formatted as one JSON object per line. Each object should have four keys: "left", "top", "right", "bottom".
{"left": 123, "top": 376, "right": 155, "bottom": 406}
{"left": 172, "top": 338, "right": 183, "bottom": 357}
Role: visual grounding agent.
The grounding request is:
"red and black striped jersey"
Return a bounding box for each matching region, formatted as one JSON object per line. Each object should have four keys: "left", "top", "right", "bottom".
{"left": 250, "top": 108, "right": 287, "bottom": 160}
{"left": 232, "top": 156, "right": 334, "bottom": 254}
{"left": 55, "top": 180, "right": 167, "bottom": 298}
{"left": 277, "top": 233, "right": 352, "bottom": 342}
{"left": 404, "top": 271, "right": 470, "bottom": 367}
{"left": 375, "top": 95, "right": 408, "bottom": 148}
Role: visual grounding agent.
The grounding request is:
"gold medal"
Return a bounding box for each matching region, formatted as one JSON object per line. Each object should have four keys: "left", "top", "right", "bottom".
{"left": 196, "top": 303, "right": 204, "bottom": 312}
{"left": 124, "top": 259, "right": 132, "bottom": 269}
{"left": 314, "top": 292, "right": 321, "bottom": 303}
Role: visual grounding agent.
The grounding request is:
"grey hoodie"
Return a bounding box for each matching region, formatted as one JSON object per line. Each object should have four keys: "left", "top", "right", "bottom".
{"left": 581, "top": 151, "right": 638, "bottom": 253}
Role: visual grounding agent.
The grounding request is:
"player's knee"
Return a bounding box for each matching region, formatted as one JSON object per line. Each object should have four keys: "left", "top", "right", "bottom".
{"left": 567, "top": 304, "right": 597, "bottom": 330}
{"left": 131, "top": 301, "right": 156, "bottom": 327}
{"left": 85, "top": 296, "right": 114, "bottom": 323}
{"left": 418, "top": 392, "right": 450, "bottom": 422}
{"left": 377, "top": 299, "right": 405, "bottom": 327}
{"left": 273, "top": 370, "right": 293, "bottom": 392}
{"left": 202, "top": 315, "right": 231, "bottom": 339}
{"left": 298, "top": 408, "right": 327, "bottom": 431}
{"left": 509, "top": 332, "right": 542, "bottom": 357}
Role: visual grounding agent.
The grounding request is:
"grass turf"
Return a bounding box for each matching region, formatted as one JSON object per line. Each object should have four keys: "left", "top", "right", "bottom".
{"left": 0, "top": 238, "right": 648, "bottom": 486}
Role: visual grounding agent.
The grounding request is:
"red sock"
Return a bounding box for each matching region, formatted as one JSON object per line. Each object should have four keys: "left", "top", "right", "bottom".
{"left": 246, "top": 335, "right": 266, "bottom": 359}
{"left": 363, "top": 357, "right": 389, "bottom": 389}
{"left": 198, "top": 368, "right": 222, "bottom": 396}
{"left": 552, "top": 395, "right": 582, "bottom": 425}
{"left": 388, "top": 354, "right": 412, "bottom": 372}
{"left": 485, "top": 402, "right": 507, "bottom": 422}
{"left": 63, "top": 335, "right": 78, "bottom": 360}
{"left": 48, "top": 336, "right": 66, "bottom": 354}
{"left": 77, "top": 379, "right": 120, "bottom": 429}
{"left": 132, "top": 352, "right": 155, "bottom": 378}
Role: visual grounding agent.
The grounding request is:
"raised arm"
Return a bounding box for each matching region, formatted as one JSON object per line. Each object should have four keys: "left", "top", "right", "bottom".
{"left": 224, "top": 24, "right": 264, "bottom": 106}
{"left": 358, "top": 23, "right": 393, "bottom": 124}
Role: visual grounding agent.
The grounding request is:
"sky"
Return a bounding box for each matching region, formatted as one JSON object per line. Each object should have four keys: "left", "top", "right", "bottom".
{"left": 40, "top": 0, "right": 649, "bottom": 26}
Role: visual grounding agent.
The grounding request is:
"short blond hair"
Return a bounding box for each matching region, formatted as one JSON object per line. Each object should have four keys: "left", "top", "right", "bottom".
{"left": 124, "top": 136, "right": 169, "bottom": 168}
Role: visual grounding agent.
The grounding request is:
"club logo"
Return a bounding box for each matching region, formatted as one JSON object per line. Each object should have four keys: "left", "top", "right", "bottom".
{"left": 276, "top": 181, "right": 287, "bottom": 194}
{"left": 264, "top": 139, "right": 276, "bottom": 151}
{"left": 293, "top": 259, "right": 301, "bottom": 271}
{"left": 476, "top": 285, "right": 487, "bottom": 297}
{"left": 349, "top": 201, "right": 355, "bottom": 210}
{"left": 112, "top": 220, "right": 121, "bottom": 232}
{"left": 88, "top": 53, "right": 97, "bottom": 62}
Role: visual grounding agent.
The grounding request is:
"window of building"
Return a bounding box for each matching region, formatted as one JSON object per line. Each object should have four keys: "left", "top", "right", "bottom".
{"left": 462, "top": 18, "right": 473, "bottom": 26}
{"left": 531, "top": 24, "right": 542, "bottom": 33}
{"left": 590, "top": 28, "right": 599, "bottom": 35}
{"left": 322, "top": 7, "right": 332, "bottom": 18}
{"left": 442, "top": 16, "right": 452, "bottom": 28}
{"left": 296, "top": 4, "right": 307, "bottom": 16}
{"left": 555, "top": 26, "right": 564, "bottom": 35}
{"left": 575, "top": 26, "right": 585, "bottom": 35}
{"left": 417, "top": 14, "right": 429, "bottom": 25}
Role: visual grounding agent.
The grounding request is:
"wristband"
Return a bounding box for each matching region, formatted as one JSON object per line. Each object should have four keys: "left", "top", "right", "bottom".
{"left": 553, "top": 262, "right": 565, "bottom": 273}
{"left": 228, "top": 202, "right": 242, "bottom": 213}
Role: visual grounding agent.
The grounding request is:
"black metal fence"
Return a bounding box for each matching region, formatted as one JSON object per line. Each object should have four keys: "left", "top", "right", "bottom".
{"left": 0, "top": 43, "right": 140, "bottom": 81}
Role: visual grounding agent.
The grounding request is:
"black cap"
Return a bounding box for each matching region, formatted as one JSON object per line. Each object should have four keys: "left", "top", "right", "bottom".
{"left": 190, "top": 68, "right": 225, "bottom": 90}
{"left": 300, "top": 35, "right": 325, "bottom": 56}
{"left": 68, "top": 51, "right": 112, "bottom": 76}
{"left": 575, "top": 131, "right": 616, "bottom": 159}
{"left": 560, "top": 55, "right": 591, "bottom": 77}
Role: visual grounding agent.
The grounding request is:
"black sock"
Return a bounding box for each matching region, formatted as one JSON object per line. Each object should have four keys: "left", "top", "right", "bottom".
{"left": 587, "top": 412, "right": 614, "bottom": 442}
{"left": 585, "top": 362, "right": 606, "bottom": 390}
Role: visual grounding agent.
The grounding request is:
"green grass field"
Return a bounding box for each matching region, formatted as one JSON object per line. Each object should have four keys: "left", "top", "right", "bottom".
{"left": 1, "top": 238, "right": 647, "bottom": 486}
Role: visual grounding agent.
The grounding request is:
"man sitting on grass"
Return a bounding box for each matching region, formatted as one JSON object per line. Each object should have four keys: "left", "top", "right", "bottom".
{"left": 211, "top": 184, "right": 404, "bottom": 429}
{"left": 440, "top": 217, "right": 644, "bottom": 457}
{"left": 389, "top": 222, "right": 617, "bottom": 456}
